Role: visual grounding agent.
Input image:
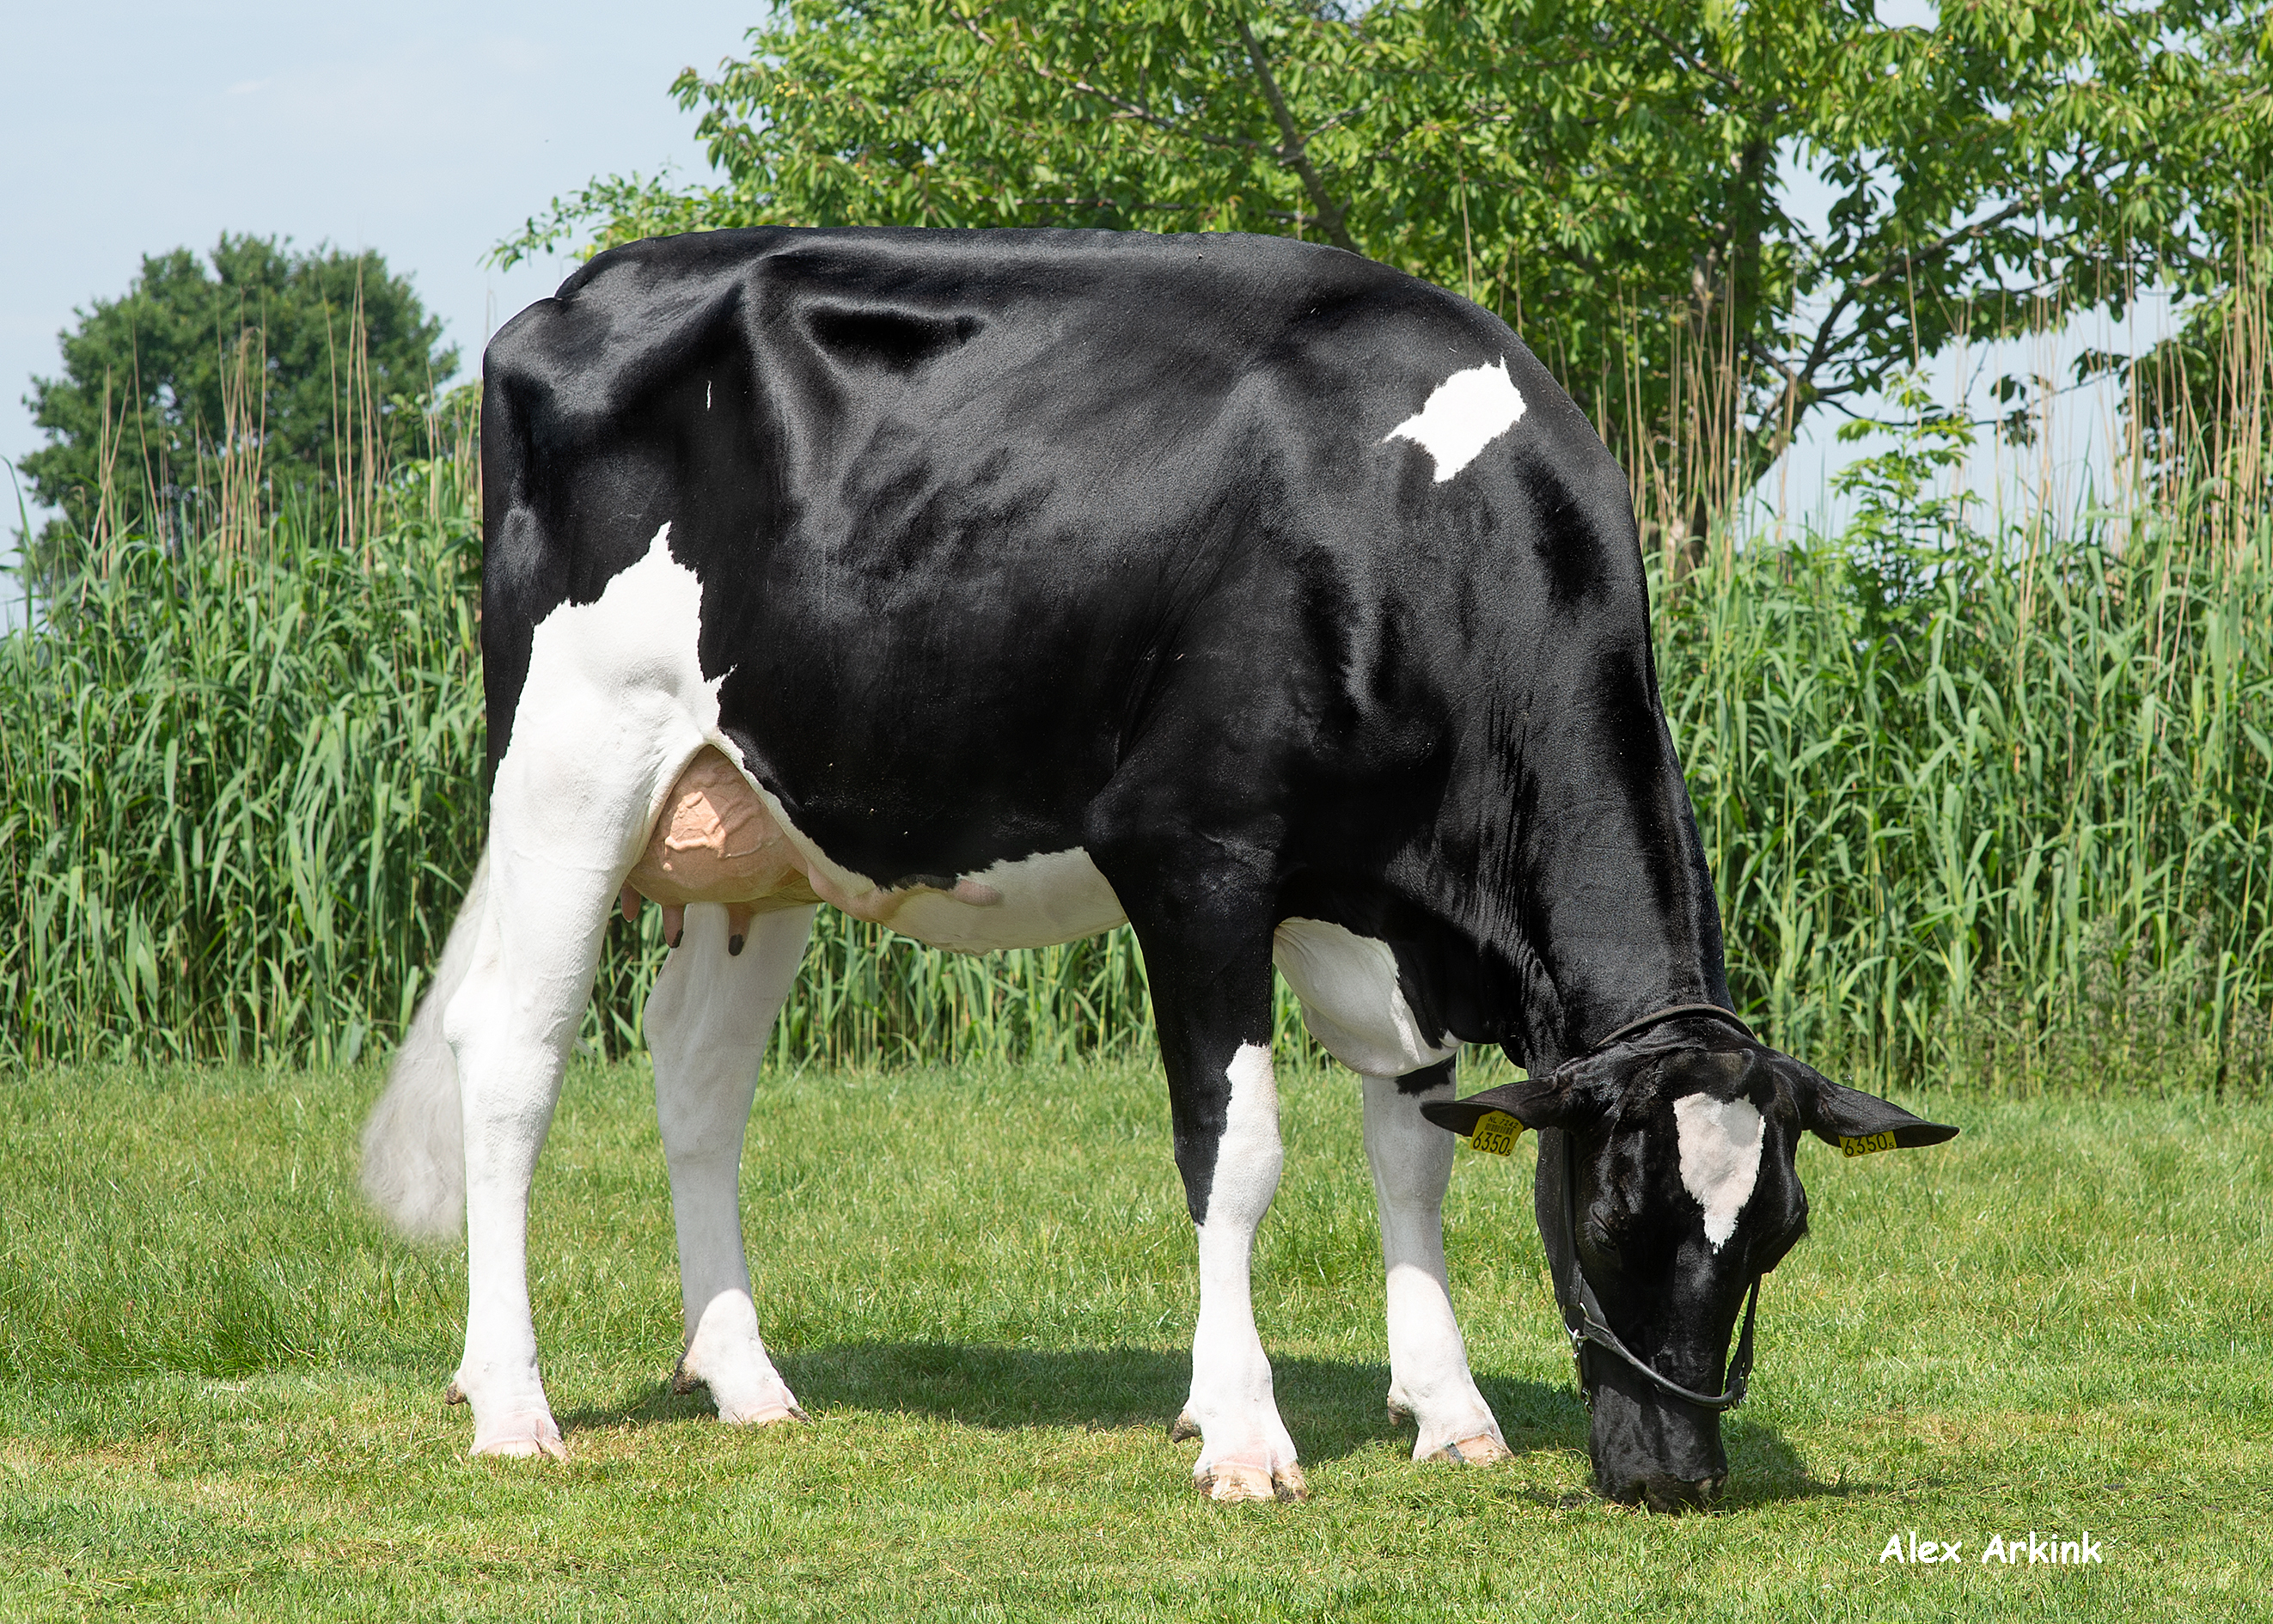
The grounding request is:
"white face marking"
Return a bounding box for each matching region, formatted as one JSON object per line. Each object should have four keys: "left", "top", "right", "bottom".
{"left": 1380, "top": 357, "right": 1525, "bottom": 483}
{"left": 1273, "top": 919, "right": 1457, "bottom": 1077}
{"left": 1672, "top": 1092, "right": 1763, "bottom": 1250}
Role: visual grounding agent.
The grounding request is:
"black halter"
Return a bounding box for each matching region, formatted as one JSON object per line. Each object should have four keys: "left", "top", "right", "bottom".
{"left": 1549, "top": 1003, "right": 1763, "bottom": 1413}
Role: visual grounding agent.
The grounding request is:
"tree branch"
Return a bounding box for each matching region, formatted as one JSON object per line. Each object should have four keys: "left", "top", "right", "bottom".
{"left": 1235, "top": 20, "right": 1360, "bottom": 253}
{"left": 1779, "top": 192, "right": 2044, "bottom": 437}
{"left": 1628, "top": 17, "right": 1747, "bottom": 100}
{"left": 956, "top": 14, "right": 1268, "bottom": 158}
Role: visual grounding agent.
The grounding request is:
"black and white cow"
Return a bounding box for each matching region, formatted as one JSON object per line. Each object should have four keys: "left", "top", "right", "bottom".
{"left": 361, "top": 225, "right": 1956, "bottom": 1510}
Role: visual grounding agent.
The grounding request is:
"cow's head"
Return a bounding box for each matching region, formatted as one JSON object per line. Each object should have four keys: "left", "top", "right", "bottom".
{"left": 1424, "top": 1021, "right": 1956, "bottom": 1512}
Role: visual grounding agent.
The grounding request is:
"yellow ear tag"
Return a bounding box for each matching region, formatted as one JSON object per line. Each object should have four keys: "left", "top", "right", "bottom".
{"left": 1839, "top": 1131, "right": 1897, "bottom": 1157}
{"left": 1470, "top": 1111, "right": 1524, "bottom": 1157}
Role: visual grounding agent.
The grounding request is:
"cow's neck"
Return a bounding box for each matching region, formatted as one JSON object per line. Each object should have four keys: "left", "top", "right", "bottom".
{"left": 1500, "top": 691, "right": 1732, "bottom": 1075}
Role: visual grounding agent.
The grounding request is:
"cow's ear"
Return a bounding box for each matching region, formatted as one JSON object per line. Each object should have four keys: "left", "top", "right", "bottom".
{"left": 1796, "top": 1074, "right": 1959, "bottom": 1156}
{"left": 1421, "top": 1072, "right": 1601, "bottom": 1139}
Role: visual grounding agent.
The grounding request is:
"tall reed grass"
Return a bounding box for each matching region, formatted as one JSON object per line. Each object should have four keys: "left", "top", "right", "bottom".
{"left": 1663, "top": 414, "right": 2272, "bottom": 1092}
{"left": 3, "top": 294, "right": 2266, "bottom": 1089}
{"left": 0, "top": 396, "right": 486, "bottom": 1065}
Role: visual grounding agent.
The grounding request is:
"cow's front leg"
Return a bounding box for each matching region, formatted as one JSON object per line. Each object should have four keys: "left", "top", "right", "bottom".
{"left": 1126, "top": 881, "right": 1304, "bottom": 1503}
{"left": 646, "top": 901, "right": 816, "bottom": 1425}
{"left": 1363, "top": 1067, "right": 1509, "bottom": 1464}
{"left": 1168, "top": 1037, "right": 1304, "bottom": 1502}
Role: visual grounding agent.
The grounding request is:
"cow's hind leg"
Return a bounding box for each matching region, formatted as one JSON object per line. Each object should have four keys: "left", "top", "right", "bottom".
{"left": 646, "top": 901, "right": 816, "bottom": 1424}
{"left": 1268, "top": 922, "right": 1506, "bottom": 1467}
{"left": 1121, "top": 877, "right": 1304, "bottom": 1503}
{"left": 1364, "top": 1066, "right": 1509, "bottom": 1464}
{"left": 443, "top": 680, "right": 702, "bottom": 1456}
{"left": 442, "top": 828, "right": 634, "bottom": 1457}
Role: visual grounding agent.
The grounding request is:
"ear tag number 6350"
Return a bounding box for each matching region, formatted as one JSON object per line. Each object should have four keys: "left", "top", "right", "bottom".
{"left": 1470, "top": 1110, "right": 1523, "bottom": 1157}
{"left": 1840, "top": 1131, "right": 1897, "bottom": 1157}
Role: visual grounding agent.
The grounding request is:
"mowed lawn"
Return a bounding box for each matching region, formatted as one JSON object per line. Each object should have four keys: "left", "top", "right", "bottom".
{"left": 1, "top": 1054, "right": 2267, "bottom": 1621}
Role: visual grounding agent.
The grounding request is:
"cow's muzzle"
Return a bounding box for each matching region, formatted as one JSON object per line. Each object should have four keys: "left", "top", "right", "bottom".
{"left": 1607, "top": 1470, "right": 1728, "bottom": 1515}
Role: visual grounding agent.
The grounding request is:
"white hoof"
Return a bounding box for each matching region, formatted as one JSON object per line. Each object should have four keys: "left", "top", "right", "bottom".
{"left": 1191, "top": 1416, "right": 1306, "bottom": 1503}
{"left": 673, "top": 1355, "right": 807, "bottom": 1427}
{"left": 449, "top": 1375, "right": 565, "bottom": 1459}
{"left": 1198, "top": 1459, "right": 1308, "bottom": 1503}
{"left": 1186, "top": 1398, "right": 1304, "bottom": 1503}
{"left": 718, "top": 1398, "right": 810, "bottom": 1427}
{"left": 470, "top": 1413, "right": 566, "bottom": 1460}
{"left": 1427, "top": 1432, "right": 1512, "bottom": 1466}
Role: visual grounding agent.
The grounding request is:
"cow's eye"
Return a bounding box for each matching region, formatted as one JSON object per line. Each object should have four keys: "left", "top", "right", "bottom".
{"left": 1579, "top": 1213, "right": 1627, "bottom": 1268}
{"left": 1751, "top": 1213, "right": 1809, "bottom": 1272}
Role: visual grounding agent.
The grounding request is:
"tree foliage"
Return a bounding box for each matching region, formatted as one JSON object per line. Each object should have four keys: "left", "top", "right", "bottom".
{"left": 504, "top": 0, "right": 2271, "bottom": 534}
{"left": 19, "top": 235, "right": 456, "bottom": 585}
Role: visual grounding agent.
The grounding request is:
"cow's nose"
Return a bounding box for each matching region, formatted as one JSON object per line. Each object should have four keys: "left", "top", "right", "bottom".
{"left": 1631, "top": 1472, "right": 1726, "bottom": 1514}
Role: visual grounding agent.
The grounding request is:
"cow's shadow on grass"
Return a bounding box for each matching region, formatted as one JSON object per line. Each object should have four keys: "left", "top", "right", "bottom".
{"left": 559, "top": 1340, "right": 1846, "bottom": 1500}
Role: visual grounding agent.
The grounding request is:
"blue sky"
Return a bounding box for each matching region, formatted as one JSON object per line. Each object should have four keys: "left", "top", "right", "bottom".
{"left": 3, "top": 0, "right": 755, "bottom": 607}
{"left": 5, "top": 1, "right": 2163, "bottom": 625}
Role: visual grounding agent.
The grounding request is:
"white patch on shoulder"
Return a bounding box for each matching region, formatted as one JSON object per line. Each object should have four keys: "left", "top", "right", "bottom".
{"left": 1380, "top": 357, "right": 1525, "bottom": 483}
{"left": 1273, "top": 919, "right": 1457, "bottom": 1078}
{"left": 1672, "top": 1092, "right": 1763, "bottom": 1250}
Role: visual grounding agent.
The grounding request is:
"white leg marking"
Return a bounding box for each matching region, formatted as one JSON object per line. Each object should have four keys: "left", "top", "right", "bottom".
{"left": 648, "top": 903, "right": 817, "bottom": 1425}
{"left": 1362, "top": 1073, "right": 1508, "bottom": 1464}
{"left": 446, "top": 522, "right": 730, "bottom": 1460}
{"left": 1185, "top": 1042, "right": 1305, "bottom": 1502}
{"left": 443, "top": 862, "right": 589, "bottom": 1461}
{"left": 1673, "top": 1093, "right": 1763, "bottom": 1249}
{"left": 1380, "top": 357, "right": 1526, "bottom": 482}
{"left": 1274, "top": 919, "right": 1457, "bottom": 1078}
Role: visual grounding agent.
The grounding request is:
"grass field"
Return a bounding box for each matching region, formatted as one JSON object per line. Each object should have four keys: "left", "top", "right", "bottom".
{"left": 1, "top": 1054, "right": 2267, "bottom": 1621}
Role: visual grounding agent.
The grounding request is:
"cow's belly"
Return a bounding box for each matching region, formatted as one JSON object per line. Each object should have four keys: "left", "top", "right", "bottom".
{"left": 624, "top": 746, "right": 1126, "bottom": 951}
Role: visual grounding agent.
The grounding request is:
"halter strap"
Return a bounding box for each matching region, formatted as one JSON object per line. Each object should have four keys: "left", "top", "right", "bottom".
{"left": 1584, "top": 1001, "right": 1755, "bottom": 1054}
{"left": 1552, "top": 998, "right": 1763, "bottom": 1413}
{"left": 1555, "top": 1126, "right": 1762, "bottom": 1412}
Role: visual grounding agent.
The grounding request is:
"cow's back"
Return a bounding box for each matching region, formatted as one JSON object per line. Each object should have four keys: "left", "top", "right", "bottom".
{"left": 480, "top": 227, "right": 1678, "bottom": 1042}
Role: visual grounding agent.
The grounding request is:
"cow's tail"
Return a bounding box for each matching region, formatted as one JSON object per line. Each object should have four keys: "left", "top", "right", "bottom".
{"left": 361, "top": 850, "right": 488, "bottom": 1241}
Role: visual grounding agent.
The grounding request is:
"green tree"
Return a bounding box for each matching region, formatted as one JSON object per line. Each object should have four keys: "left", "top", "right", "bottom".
{"left": 504, "top": 0, "right": 2270, "bottom": 548}
{"left": 19, "top": 235, "right": 456, "bottom": 586}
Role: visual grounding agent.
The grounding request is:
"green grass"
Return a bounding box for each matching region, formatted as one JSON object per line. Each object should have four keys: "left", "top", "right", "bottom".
{"left": 3, "top": 1056, "right": 2268, "bottom": 1620}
